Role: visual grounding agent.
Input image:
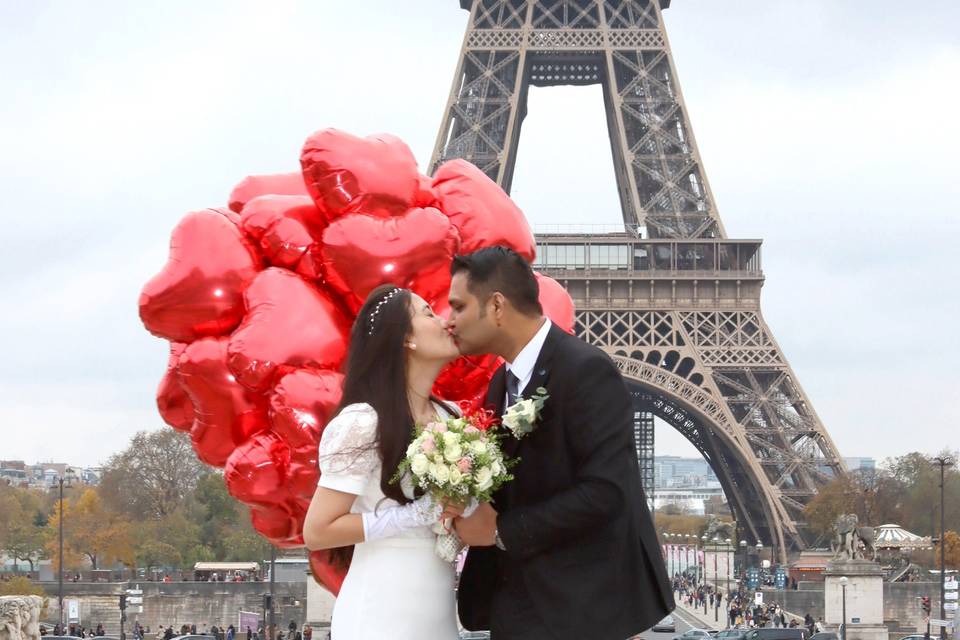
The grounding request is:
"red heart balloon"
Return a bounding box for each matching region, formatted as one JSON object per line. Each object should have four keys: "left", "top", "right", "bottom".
{"left": 228, "top": 172, "right": 309, "bottom": 213}
{"left": 413, "top": 173, "right": 439, "bottom": 208}
{"left": 227, "top": 268, "right": 351, "bottom": 391}
{"left": 250, "top": 503, "right": 305, "bottom": 547}
{"left": 156, "top": 342, "right": 194, "bottom": 431}
{"left": 139, "top": 209, "right": 261, "bottom": 343}
{"left": 309, "top": 550, "right": 348, "bottom": 596}
{"left": 300, "top": 129, "right": 419, "bottom": 221}
{"left": 535, "top": 272, "right": 576, "bottom": 334}
{"left": 177, "top": 337, "right": 269, "bottom": 467}
{"left": 321, "top": 207, "right": 461, "bottom": 312}
{"left": 433, "top": 354, "right": 502, "bottom": 410}
{"left": 225, "top": 432, "right": 291, "bottom": 507}
{"left": 432, "top": 159, "right": 536, "bottom": 262}
{"left": 240, "top": 195, "right": 323, "bottom": 241}
{"left": 269, "top": 369, "right": 344, "bottom": 454}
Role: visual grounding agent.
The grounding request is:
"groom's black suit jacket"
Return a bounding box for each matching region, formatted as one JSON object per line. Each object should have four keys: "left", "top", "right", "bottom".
{"left": 457, "top": 323, "right": 674, "bottom": 639}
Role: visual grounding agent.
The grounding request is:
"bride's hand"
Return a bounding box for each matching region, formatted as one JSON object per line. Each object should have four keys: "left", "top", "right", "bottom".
{"left": 440, "top": 499, "right": 468, "bottom": 521}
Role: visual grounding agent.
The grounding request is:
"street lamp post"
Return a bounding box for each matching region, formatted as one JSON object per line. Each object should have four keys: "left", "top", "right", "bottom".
{"left": 57, "top": 476, "right": 71, "bottom": 631}
{"left": 702, "top": 535, "right": 709, "bottom": 615}
{"left": 933, "top": 456, "right": 954, "bottom": 640}
{"left": 839, "top": 576, "right": 848, "bottom": 640}
{"left": 725, "top": 538, "right": 732, "bottom": 628}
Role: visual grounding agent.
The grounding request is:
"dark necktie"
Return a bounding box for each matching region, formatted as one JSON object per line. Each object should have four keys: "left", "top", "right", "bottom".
{"left": 505, "top": 370, "right": 521, "bottom": 409}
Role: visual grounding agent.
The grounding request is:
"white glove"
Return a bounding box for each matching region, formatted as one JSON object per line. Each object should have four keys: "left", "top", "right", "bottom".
{"left": 361, "top": 493, "right": 442, "bottom": 542}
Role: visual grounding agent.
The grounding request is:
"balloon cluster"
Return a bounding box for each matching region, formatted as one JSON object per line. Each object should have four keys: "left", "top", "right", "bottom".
{"left": 138, "top": 129, "right": 575, "bottom": 594}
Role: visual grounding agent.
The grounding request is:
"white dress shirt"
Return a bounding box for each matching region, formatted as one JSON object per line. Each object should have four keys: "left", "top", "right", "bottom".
{"left": 504, "top": 318, "right": 552, "bottom": 401}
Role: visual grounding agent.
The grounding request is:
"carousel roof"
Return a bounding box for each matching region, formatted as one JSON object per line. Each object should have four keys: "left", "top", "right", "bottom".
{"left": 874, "top": 524, "right": 930, "bottom": 548}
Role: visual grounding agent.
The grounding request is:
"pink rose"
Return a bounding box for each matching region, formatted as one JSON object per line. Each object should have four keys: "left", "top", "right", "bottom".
{"left": 433, "top": 422, "right": 448, "bottom": 433}
{"left": 421, "top": 436, "right": 437, "bottom": 454}
{"left": 464, "top": 426, "right": 480, "bottom": 435}
{"left": 457, "top": 457, "right": 472, "bottom": 473}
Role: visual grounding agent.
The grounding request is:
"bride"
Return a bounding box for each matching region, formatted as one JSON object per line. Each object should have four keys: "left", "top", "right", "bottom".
{"left": 303, "top": 285, "right": 465, "bottom": 640}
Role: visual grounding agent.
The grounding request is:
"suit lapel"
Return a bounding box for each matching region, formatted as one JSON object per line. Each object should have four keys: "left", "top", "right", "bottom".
{"left": 500, "top": 323, "right": 564, "bottom": 459}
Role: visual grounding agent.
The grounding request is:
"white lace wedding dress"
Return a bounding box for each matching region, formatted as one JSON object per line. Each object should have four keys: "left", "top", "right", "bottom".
{"left": 317, "top": 402, "right": 459, "bottom": 640}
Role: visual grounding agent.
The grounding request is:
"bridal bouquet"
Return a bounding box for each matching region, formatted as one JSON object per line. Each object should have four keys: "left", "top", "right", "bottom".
{"left": 392, "top": 408, "right": 514, "bottom": 561}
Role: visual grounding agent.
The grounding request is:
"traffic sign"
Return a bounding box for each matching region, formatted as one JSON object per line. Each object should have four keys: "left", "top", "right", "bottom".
{"left": 755, "top": 592, "right": 764, "bottom": 605}
{"left": 931, "top": 619, "right": 950, "bottom": 628}
{"left": 945, "top": 602, "right": 958, "bottom": 611}
{"left": 946, "top": 579, "right": 958, "bottom": 591}
{"left": 947, "top": 592, "right": 958, "bottom": 601}
{"left": 126, "top": 597, "right": 143, "bottom": 605}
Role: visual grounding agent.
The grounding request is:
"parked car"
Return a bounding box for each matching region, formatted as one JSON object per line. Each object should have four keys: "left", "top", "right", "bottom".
{"left": 651, "top": 614, "right": 676, "bottom": 632}
{"left": 458, "top": 632, "right": 490, "bottom": 640}
{"left": 809, "top": 633, "right": 839, "bottom": 640}
{"left": 744, "top": 629, "right": 808, "bottom": 640}
{"left": 897, "top": 636, "right": 928, "bottom": 640}
{"left": 716, "top": 631, "right": 748, "bottom": 640}
{"left": 673, "top": 630, "right": 713, "bottom": 640}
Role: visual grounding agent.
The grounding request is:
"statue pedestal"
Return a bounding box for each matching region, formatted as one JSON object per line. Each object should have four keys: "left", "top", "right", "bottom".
{"left": 824, "top": 560, "right": 887, "bottom": 640}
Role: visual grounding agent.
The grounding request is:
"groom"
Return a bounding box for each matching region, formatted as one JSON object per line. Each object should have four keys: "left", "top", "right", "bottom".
{"left": 448, "top": 247, "right": 674, "bottom": 639}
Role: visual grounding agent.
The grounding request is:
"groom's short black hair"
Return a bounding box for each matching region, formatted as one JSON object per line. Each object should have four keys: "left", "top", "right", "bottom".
{"left": 451, "top": 246, "right": 542, "bottom": 317}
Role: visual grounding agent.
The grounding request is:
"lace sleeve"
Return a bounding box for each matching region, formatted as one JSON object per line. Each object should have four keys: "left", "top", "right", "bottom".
{"left": 317, "top": 403, "right": 380, "bottom": 495}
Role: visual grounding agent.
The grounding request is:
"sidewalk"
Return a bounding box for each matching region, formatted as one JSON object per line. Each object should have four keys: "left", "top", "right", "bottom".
{"left": 673, "top": 598, "right": 723, "bottom": 631}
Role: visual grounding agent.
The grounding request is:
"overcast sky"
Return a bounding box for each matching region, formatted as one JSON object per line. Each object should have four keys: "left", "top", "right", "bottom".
{"left": 1, "top": 1, "right": 957, "bottom": 467}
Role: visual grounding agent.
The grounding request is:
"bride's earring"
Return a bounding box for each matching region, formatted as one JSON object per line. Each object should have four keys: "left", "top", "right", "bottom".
{"left": 407, "top": 342, "right": 417, "bottom": 350}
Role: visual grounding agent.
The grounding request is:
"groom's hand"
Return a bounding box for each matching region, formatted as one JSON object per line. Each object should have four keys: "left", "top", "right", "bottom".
{"left": 453, "top": 502, "right": 497, "bottom": 547}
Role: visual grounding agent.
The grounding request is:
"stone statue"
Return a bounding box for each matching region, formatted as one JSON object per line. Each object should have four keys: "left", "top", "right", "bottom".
{"left": 0, "top": 596, "right": 43, "bottom": 640}
{"left": 832, "top": 513, "right": 876, "bottom": 561}
{"left": 704, "top": 515, "right": 734, "bottom": 542}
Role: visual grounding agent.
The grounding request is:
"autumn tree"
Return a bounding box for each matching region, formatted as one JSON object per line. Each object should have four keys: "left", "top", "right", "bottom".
{"left": 0, "top": 485, "right": 49, "bottom": 572}
{"left": 47, "top": 489, "right": 134, "bottom": 570}
{"left": 98, "top": 429, "right": 207, "bottom": 519}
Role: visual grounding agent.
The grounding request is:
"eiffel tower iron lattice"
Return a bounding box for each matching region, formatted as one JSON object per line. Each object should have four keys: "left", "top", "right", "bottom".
{"left": 432, "top": 0, "right": 847, "bottom": 559}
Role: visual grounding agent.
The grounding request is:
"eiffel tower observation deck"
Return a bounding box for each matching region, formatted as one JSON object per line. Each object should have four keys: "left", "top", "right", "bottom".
{"left": 432, "top": 0, "right": 847, "bottom": 561}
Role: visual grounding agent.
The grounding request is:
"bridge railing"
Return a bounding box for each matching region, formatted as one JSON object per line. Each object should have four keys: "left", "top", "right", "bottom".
{"left": 531, "top": 236, "right": 763, "bottom": 275}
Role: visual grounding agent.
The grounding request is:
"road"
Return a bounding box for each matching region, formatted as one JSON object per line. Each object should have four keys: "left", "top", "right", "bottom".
{"left": 631, "top": 606, "right": 716, "bottom": 640}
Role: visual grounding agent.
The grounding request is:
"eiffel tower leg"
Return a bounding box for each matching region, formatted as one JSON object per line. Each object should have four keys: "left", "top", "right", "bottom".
{"left": 438, "top": 1, "right": 849, "bottom": 565}
{"left": 429, "top": 1, "right": 533, "bottom": 188}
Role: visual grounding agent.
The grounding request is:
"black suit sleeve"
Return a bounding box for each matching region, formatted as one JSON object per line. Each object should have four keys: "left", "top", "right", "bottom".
{"left": 496, "top": 352, "right": 632, "bottom": 561}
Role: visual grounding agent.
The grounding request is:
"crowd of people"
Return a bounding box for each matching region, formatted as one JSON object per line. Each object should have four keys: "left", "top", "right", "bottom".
{"left": 39, "top": 620, "right": 323, "bottom": 640}
{"left": 672, "top": 572, "right": 826, "bottom": 633}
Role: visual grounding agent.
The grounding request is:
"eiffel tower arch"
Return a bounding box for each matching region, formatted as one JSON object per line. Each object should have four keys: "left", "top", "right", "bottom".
{"left": 431, "top": 0, "right": 848, "bottom": 560}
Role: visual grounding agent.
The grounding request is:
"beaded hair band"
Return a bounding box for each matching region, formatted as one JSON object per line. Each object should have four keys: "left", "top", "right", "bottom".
{"left": 366, "top": 288, "right": 404, "bottom": 335}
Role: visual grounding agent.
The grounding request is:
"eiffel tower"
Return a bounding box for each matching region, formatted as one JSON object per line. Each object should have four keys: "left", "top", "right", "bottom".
{"left": 430, "top": 0, "right": 847, "bottom": 559}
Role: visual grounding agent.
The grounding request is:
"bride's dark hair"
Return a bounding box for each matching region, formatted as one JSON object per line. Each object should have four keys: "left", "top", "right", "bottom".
{"left": 338, "top": 284, "right": 418, "bottom": 506}
{"left": 324, "top": 285, "right": 433, "bottom": 568}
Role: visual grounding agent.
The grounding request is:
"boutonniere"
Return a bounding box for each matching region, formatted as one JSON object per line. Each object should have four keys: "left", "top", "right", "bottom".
{"left": 501, "top": 387, "right": 549, "bottom": 440}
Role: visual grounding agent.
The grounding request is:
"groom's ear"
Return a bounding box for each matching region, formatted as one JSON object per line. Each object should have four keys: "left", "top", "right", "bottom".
{"left": 490, "top": 291, "right": 506, "bottom": 323}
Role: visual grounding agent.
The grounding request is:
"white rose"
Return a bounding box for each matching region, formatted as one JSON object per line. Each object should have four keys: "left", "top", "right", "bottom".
{"left": 449, "top": 466, "right": 463, "bottom": 486}
{"left": 406, "top": 441, "right": 418, "bottom": 458}
{"left": 410, "top": 454, "right": 430, "bottom": 476}
{"left": 475, "top": 466, "right": 493, "bottom": 491}
{"left": 433, "top": 463, "right": 450, "bottom": 484}
{"left": 517, "top": 398, "right": 537, "bottom": 421}
{"left": 470, "top": 440, "right": 488, "bottom": 455}
{"left": 428, "top": 462, "right": 437, "bottom": 478}
{"left": 442, "top": 431, "right": 460, "bottom": 446}
{"left": 491, "top": 460, "right": 502, "bottom": 476}
{"left": 443, "top": 443, "right": 463, "bottom": 462}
